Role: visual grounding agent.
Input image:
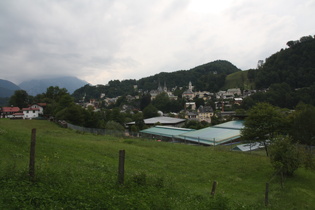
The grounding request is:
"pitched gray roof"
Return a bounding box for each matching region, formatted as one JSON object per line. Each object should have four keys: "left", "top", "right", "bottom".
{"left": 127, "top": 116, "right": 186, "bottom": 125}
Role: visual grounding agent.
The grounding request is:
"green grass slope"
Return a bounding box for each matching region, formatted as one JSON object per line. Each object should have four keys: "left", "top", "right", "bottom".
{"left": 223, "top": 70, "right": 255, "bottom": 90}
{"left": 1, "top": 119, "right": 314, "bottom": 209}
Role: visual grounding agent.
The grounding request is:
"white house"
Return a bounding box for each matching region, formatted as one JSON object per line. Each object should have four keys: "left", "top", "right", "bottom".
{"left": 22, "top": 108, "right": 40, "bottom": 119}
{"left": 227, "top": 88, "right": 242, "bottom": 96}
{"left": 185, "top": 102, "right": 196, "bottom": 110}
{"left": 30, "top": 103, "right": 46, "bottom": 115}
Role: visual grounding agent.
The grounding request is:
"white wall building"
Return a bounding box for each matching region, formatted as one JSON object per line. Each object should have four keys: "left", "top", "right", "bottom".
{"left": 22, "top": 108, "right": 40, "bottom": 119}
{"left": 30, "top": 103, "right": 46, "bottom": 115}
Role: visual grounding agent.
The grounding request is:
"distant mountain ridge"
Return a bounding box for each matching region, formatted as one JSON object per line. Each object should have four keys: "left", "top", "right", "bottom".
{"left": 0, "top": 79, "right": 21, "bottom": 97}
{"left": 137, "top": 60, "right": 240, "bottom": 92}
{"left": 19, "top": 76, "right": 88, "bottom": 96}
{"left": 73, "top": 60, "right": 241, "bottom": 100}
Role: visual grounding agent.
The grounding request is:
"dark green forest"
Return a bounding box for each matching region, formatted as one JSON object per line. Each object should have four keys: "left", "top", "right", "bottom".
{"left": 255, "top": 35, "right": 315, "bottom": 89}
{"left": 241, "top": 35, "right": 315, "bottom": 109}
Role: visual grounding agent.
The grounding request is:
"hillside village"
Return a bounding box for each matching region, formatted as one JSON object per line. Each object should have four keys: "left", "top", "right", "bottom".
{"left": 0, "top": 83, "right": 256, "bottom": 147}
{"left": 76, "top": 81, "right": 258, "bottom": 124}
{"left": 1, "top": 35, "right": 314, "bottom": 147}
{"left": 0, "top": 82, "right": 252, "bottom": 123}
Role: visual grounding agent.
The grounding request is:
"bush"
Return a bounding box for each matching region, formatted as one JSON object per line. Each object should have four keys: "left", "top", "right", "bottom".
{"left": 269, "top": 136, "right": 301, "bottom": 176}
{"left": 105, "top": 121, "right": 125, "bottom": 137}
{"left": 300, "top": 147, "right": 315, "bottom": 170}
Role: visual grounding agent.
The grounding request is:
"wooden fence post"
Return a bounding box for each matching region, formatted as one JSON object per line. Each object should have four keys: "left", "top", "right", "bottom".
{"left": 211, "top": 181, "right": 217, "bottom": 196}
{"left": 118, "top": 150, "right": 125, "bottom": 185}
{"left": 265, "top": 182, "right": 269, "bottom": 206}
{"left": 29, "top": 128, "right": 36, "bottom": 182}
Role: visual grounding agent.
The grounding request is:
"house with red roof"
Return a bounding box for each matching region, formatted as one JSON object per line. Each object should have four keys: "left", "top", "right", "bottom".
{"left": 30, "top": 103, "right": 46, "bottom": 115}
{"left": 12, "top": 112, "right": 24, "bottom": 119}
{"left": 1, "top": 107, "right": 21, "bottom": 118}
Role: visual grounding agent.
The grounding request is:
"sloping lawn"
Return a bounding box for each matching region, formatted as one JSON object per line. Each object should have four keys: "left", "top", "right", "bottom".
{"left": 1, "top": 119, "right": 314, "bottom": 209}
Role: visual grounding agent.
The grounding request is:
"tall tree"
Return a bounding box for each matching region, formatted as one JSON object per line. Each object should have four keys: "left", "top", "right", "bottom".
{"left": 241, "top": 103, "right": 288, "bottom": 156}
{"left": 143, "top": 104, "right": 159, "bottom": 118}
{"left": 9, "top": 90, "right": 29, "bottom": 108}
{"left": 45, "top": 86, "right": 69, "bottom": 102}
{"left": 140, "top": 93, "right": 151, "bottom": 110}
{"left": 152, "top": 92, "right": 170, "bottom": 113}
{"left": 269, "top": 136, "right": 301, "bottom": 177}
{"left": 290, "top": 103, "right": 315, "bottom": 147}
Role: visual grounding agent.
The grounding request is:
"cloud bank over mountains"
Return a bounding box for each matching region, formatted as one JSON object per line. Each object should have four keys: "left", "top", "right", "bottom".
{"left": 1, "top": 0, "right": 314, "bottom": 85}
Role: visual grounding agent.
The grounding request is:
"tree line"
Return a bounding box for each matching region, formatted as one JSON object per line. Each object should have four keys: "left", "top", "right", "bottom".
{"left": 241, "top": 102, "right": 315, "bottom": 177}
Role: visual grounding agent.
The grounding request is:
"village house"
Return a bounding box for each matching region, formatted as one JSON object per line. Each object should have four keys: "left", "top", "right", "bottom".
{"left": 12, "top": 112, "right": 24, "bottom": 119}
{"left": 184, "top": 105, "right": 214, "bottom": 123}
{"left": 194, "top": 91, "right": 213, "bottom": 101}
{"left": 185, "top": 102, "right": 196, "bottom": 110}
{"left": 1, "top": 106, "right": 20, "bottom": 118}
{"left": 226, "top": 88, "right": 242, "bottom": 96}
{"left": 30, "top": 103, "right": 46, "bottom": 115}
{"left": 103, "top": 97, "right": 119, "bottom": 107}
{"left": 243, "top": 89, "right": 257, "bottom": 97}
{"left": 197, "top": 105, "right": 214, "bottom": 123}
{"left": 22, "top": 107, "right": 40, "bottom": 119}
{"left": 185, "top": 111, "right": 197, "bottom": 120}
{"left": 234, "top": 98, "right": 243, "bottom": 105}
{"left": 216, "top": 91, "right": 234, "bottom": 100}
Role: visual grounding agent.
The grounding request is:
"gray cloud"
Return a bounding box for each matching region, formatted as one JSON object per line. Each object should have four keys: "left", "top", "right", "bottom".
{"left": 1, "top": 0, "right": 314, "bottom": 85}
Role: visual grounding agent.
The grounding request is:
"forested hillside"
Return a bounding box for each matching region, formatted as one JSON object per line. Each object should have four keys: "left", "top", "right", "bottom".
{"left": 73, "top": 60, "right": 240, "bottom": 101}
{"left": 0, "top": 79, "right": 20, "bottom": 98}
{"left": 255, "top": 35, "right": 315, "bottom": 89}
{"left": 238, "top": 35, "right": 315, "bottom": 109}
{"left": 137, "top": 60, "right": 240, "bottom": 91}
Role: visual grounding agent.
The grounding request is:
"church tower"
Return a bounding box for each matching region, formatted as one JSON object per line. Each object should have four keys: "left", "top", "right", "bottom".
{"left": 163, "top": 81, "right": 167, "bottom": 92}
{"left": 188, "top": 81, "right": 193, "bottom": 91}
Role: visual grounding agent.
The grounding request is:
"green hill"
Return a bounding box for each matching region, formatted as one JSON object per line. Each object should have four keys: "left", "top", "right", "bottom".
{"left": 137, "top": 60, "right": 240, "bottom": 92}
{"left": 256, "top": 35, "right": 315, "bottom": 89}
{"left": 73, "top": 60, "right": 240, "bottom": 100}
{"left": 223, "top": 70, "right": 256, "bottom": 90}
{"left": 1, "top": 119, "right": 315, "bottom": 209}
{"left": 0, "top": 79, "right": 21, "bottom": 98}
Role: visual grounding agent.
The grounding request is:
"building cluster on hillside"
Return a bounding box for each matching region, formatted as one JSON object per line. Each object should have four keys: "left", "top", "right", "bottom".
{"left": 77, "top": 81, "right": 258, "bottom": 125}
{"left": 0, "top": 103, "right": 46, "bottom": 119}
{"left": 150, "top": 81, "right": 178, "bottom": 100}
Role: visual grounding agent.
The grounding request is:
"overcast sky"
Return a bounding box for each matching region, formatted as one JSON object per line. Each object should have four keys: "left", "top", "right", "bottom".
{"left": 1, "top": 0, "right": 314, "bottom": 85}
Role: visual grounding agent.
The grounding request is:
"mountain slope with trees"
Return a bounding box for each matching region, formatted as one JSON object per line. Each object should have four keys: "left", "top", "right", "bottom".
{"left": 137, "top": 60, "right": 240, "bottom": 92}
{"left": 19, "top": 76, "right": 88, "bottom": 96}
{"left": 239, "top": 35, "right": 315, "bottom": 109}
{"left": 73, "top": 60, "right": 240, "bottom": 101}
{"left": 0, "top": 79, "right": 21, "bottom": 98}
{"left": 255, "top": 35, "right": 315, "bottom": 89}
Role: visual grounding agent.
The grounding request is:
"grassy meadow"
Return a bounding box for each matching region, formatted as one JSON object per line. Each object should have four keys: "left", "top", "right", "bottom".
{"left": 223, "top": 70, "right": 255, "bottom": 90}
{"left": 1, "top": 119, "right": 314, "bottom": 209}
